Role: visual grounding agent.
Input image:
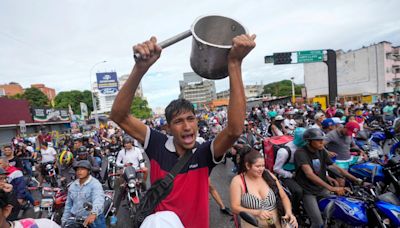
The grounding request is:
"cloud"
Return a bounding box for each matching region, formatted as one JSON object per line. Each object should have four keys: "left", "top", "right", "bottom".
{"left": 0, "top": 0, "right": 399, "bottom": 110}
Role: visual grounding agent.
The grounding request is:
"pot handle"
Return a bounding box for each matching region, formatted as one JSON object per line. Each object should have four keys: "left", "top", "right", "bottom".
{"left": 134, "top": 30, "right": 192, "bottom": 61}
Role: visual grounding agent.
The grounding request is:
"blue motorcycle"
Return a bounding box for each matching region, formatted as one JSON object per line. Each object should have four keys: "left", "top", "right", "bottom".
{"left": 320, "top": 186, "right": 400, "bottom": 228}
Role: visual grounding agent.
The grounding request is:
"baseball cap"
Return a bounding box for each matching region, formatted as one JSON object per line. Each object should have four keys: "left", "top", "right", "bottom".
{"left": 345, "top": 122, "right": 360, "bottom": 136}
{"left": 321, "top": 118, "right": 335, "bottom": 129}
{"left": 331, "top": 117, "right": 345, "bottom": 125}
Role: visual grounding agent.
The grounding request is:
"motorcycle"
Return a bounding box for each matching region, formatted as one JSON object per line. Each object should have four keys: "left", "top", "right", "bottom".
{"left": 122, "top": 166, "right": 145, "bottom": 218}
{"left": 33, "top": 185, "right": 67, "bottom": 224}
{"left": 106, "top": 151, "right": 118, "bottom": 189}
{"left": 42, "top": 161, "right": 58, "bottom": 187}
{"left": 316, "top": 166, "right": 400, "bottom": 227}
{"left": 63, "top": 202, "right": 93, "bottom": 228}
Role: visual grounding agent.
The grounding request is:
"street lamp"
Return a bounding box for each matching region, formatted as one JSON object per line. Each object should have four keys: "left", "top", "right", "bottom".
{"left": 290, "top": 77, "right": 295, "bottom": 104}
{"left": 89, "top": 60, "right": 107, "bottom": 129}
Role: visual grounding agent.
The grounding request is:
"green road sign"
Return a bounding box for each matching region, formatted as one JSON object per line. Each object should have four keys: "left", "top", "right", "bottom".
{"left": 297, "top": 50, "right": 324, "bottom": 63}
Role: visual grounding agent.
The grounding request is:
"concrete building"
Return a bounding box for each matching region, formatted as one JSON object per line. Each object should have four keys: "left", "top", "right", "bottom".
{"left": 31, "top": 84, "right": 56, "bottom": 101}
{"left": 244, "top": 84, "right": 264, "bottom": 98}
{"left": 304, "top": 41, "right": 400, "bottom": 103}
{"left": 217, "top": 84, "right": 263, "bottom": 100}
{"left": 119, "top": 74, "right": 143, "bottom": 98}
{"left": 179, "top": 72, "right": 216, "bottom": 109}
{"left": 217, "top": 90, "right": 230, "bottom": 99}
{"left": 0, "top": 82, "right": 24, "bottom": 96}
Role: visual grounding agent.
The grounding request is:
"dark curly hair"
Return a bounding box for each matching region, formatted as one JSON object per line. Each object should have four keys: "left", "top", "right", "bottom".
{"left": 237, "top": 145, "right": 284, "bottom": 216}
{"left": 165, "top": 99, "right": 195, "bottom": 124}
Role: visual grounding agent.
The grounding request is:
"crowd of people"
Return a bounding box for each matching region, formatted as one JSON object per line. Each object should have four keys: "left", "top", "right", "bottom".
{"left": 0, "top": 35, "right": 399, "bottom": 228}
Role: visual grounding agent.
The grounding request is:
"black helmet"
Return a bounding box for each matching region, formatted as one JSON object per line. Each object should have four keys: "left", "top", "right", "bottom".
{"left": 73, "top": 160, "right": 92, "bottom": 171}
{"left": 303, "top": 128, "right": 326, "bottom": 141}
{"left": 94, "top": 147, "right": 101, "bottom": 153}
{"left": 77, "top": 146, "right": 88, "bottom": 155}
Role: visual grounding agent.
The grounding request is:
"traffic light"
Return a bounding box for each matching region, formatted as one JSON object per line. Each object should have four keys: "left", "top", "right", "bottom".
{"left": 273, "top": 52, "right": 292, "bottom": 65}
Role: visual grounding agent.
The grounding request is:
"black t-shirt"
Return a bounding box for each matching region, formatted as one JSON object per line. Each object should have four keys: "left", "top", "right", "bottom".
{"left": 107, "top": 143, "right": 121, "bottom": 154}
{"left": 294, "top": 146, "right": 333, "bottom": 195}
{"left": 8, "top": 157, "right": 23, "bottom": 170}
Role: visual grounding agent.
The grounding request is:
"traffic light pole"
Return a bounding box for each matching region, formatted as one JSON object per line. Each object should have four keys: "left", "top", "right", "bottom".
{"left": 325, "top": 49, "right": 337, "bottom": 106}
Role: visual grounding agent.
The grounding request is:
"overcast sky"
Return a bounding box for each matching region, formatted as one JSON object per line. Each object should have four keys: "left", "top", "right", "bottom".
{"left": 1, "top": 0, "right": 399, "bottom": 109}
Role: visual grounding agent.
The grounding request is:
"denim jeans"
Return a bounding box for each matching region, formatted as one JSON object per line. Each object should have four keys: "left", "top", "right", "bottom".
{"left": 22, "top": 159, "right": 33, "bottom": 176}
{"left": 89, "top": 214, "right": 106, "bottom": 228}
{"left": 303, "top": 190, "right": 331, "bottom": 228}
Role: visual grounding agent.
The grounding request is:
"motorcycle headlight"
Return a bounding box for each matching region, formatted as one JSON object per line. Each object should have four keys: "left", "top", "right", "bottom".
{"left": 128, "top": 179, "right": 136, "bottom": 188}
{"left": 46, "top": 164, "right": 52, "bottom": 170}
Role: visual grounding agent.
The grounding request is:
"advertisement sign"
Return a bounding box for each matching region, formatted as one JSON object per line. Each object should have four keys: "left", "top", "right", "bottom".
{"left": 96, "top": 72, "right": 119, "bottom": 95}
{"left": 32, "top": 108, "right": 70, "bottom": 122}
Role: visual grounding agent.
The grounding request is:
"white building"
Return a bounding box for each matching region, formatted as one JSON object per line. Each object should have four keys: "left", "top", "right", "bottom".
{"left": 179, "top": 72, "right": 216, "bottom": 109}
{"left": 217, "top": 84, "right": 263, "bottom": 99}
{"left": 304, "top": 41, "right": 400, "bottom": 103}
{"left": 119, "top": 74, "right": 143, "bottom": 98}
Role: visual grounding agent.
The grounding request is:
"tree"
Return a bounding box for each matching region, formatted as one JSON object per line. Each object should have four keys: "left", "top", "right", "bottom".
{"left": 130, "top": 97, "right": 152, "bottom": 119}
{"left": 54, "top": 90, "right": 93, "bottom": 114}
{"left": 22, "top": 87, "right": 49, "bottom": 107}
{"left": 263, "top": 80, "right": 304, "bottom": 97}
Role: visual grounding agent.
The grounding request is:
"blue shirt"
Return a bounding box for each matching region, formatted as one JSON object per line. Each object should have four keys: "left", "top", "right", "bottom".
{"left": 61, "top": 176, "right": 104, "bottom": 223}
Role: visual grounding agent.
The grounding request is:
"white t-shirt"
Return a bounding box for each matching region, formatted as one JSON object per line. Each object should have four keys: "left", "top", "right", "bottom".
{"left": 116, "top": 147, "right": 144, "bottom": 169}
{"left": 12, "top": 218, "right": 61, "bottom": 228}
{"left": 40, "top": 147, "right": 57, "bottom": 163}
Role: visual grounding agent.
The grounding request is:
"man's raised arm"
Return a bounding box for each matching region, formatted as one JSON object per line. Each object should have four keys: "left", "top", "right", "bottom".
{"left": 110, "top": 37, "right": 161, "bottom": 145}
{"left": 213, "top": 34, "right": 256, "bottom": 158}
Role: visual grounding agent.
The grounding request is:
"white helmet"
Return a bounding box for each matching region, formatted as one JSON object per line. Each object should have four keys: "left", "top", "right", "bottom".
{"left": 140, "top": 211, "right": 184, "bottom": 228}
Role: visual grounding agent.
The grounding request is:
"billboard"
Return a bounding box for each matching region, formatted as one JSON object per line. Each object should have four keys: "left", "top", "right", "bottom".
{"left": 96, "top": 72, "right": 119, "bottom": 95}
{"left": 32, "top": 108, "right": 70, "bottom": 122}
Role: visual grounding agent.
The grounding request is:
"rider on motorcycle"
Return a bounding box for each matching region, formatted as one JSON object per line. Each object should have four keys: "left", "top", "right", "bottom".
{"left": 62, "top": 160, "right": 105, "bottom": 228}
{"left": 38, "top": 141, "right": 57, "bottom": 186}
{"left": 58, "top": 150, "right": 75, "bottom": 183}
{"left": 294, "top": 128, "right": 366, "bottom": 228}
{"left": 75, "top": 146, "right": 100, "bottom": 177}
{"left": 116, "top": 137, "right": 147, "bottom": 180}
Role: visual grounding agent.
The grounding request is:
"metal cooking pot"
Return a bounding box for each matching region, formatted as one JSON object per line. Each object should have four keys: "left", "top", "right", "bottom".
{"left": 134, "top": 15, "right": 248, "bottom": 80}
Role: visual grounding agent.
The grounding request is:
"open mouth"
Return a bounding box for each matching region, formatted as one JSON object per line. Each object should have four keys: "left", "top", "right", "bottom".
{"left": 182, "top": 134, "right": 194, "bottom": 144}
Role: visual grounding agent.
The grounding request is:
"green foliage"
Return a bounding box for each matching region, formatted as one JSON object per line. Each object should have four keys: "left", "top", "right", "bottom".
{"left": 10, "top": 88, "right": 50, "bottom": 107}
{"left": 130, "top": 97, "right": 152, "bottom": 119}
{"left": 54, "top": 90, "right": 93, "bottom": 114}
{"left": 263, "top": 80, "right": 304, "bottom": 97}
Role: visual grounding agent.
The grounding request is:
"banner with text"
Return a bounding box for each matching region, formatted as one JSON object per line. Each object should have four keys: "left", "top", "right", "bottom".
{"left": 32, "top": 108, "right": 70, "bottom": 122}
{"left": 96, "top": 72, "right": 119, "bottom": 95}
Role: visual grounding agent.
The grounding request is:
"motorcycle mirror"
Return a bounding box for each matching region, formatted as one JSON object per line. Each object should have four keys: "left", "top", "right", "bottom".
{"left": 83, "top": 202, "right": 93, "bottom": 211}
{"left": 239, "top": 211, "right": 259, "bottom": 227}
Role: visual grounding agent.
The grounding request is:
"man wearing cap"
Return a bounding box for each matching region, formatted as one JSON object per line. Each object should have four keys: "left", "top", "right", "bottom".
{"left": 62, "top": 160, "right": 105, "bottom": 228}
{"left": 310, "top": 112, "right": 325, "bottom": 129}
{"left": 321, "top": 118, "right": 336, "bottom": 134}
{"left": 324, "top": 122, "right": 367, "bottom": 171}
